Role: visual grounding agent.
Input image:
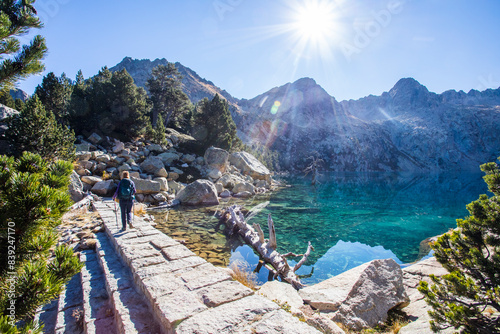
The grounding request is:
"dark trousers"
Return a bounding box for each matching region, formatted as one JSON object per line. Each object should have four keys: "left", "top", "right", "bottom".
{"left": 119, "top": 199, "right": 133, "bottom": 229}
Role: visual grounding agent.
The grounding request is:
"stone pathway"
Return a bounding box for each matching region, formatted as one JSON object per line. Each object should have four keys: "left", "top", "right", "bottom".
{"left": 38, "top": 198, "right": 321, "bottom": 333}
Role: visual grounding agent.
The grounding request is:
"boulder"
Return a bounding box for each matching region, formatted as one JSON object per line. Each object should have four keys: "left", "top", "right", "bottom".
{"left": 182, "top": 154, "right": 196, "bottom": 164}
{"left": 95, "top": 154, "right": 111, "bottom": 164}
{"left": 146, "top": 144, "right": 163, "bottom": 153}
{"left": 93, "top": 162, "right": 107, "bottom": 175}
{"left": 81, "top": 176, "right": 102, "bottom": 186}
{"left": 233, "top": 182, "right": 255, "bottom": 195}
{"left": 219, "top": 173, "right": 245, "bottom": 190}
{"left": 220, "top": 189, "right": 232, "bottom": 198}
{"left": 175, "top": 179, "right": 219, "bottom": 206}
{"left": 68, "top": 171, "right": 85, "bottom": 202}
{"left": 75, "top": 167, "right": 91, "bottom": 177}
{"left": 118, "top": 163, "right": 131, "bottom": 174}
{"left": 112, "top": 141, "right": 125, "bottom": 153}
{"left": 399, "top": 257, "right": 454, "bottom": 334}
{"left": 234, "top": 191, "right": 252, "bottom": 198}
{"left": 140, "top": 156, "right": 165, "bottom": 175}
{"left": 87, "top": 132, "right": 102, "bottom": 145}
{"left": 214, "top": 182, "right": 224, "bottom": 195}
{"left": 299, "top": 259, "right": 409, "bottom": 331}
{"left": 170, "top": 167, "right": 184, "bottom": 175}
{"left": 75, "top": 142, "right": 94, "bottom": 152}
{"left": 168, "top": 180, "right": 183, "bottom": 193}
{"left": 131, "top": 177, "right": 161, "bottom": 194}
{"left": 207, "top": 168, "right": 222, "bottom": 180}
{"left": 152, "top": 193, "right": 167, "bottom": 203}
{"left": 158, "top": 151, "right": 181, "bottom": 165}
{"left": 76, "top": 151, "right": 91, "bottom": 161}
{"left": 204, "top": 147, "right": 229, "bottom": 172}
{"left": 153, "top": 177, "right": 169, "bottom": 192}
{"left": 169, "top": 172, "right": 179, "bottom": 181}
{"left": 91, "top": 180, "right": 116, "bottom": 196}
{"left": 258, "top": 281, "right": 304, "bottom": 314}
{"left": 77, "top": 160, "right": 94, "bottom": 171}
{"left": 155, "top": 167, "right": 169, "bottom": 178}
{"left": 229, "top": 151, "right": 271, "bottom": 181}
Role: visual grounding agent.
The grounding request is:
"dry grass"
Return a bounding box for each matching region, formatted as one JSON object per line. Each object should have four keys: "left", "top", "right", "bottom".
{"left": 336, "top": 309, "right": 409, "bottom": 334}
{"left": 229, "top": 260, "right": 259, "bottom": 290}
{"left": 133, "top": 202, "right": 147, "bottom": 216}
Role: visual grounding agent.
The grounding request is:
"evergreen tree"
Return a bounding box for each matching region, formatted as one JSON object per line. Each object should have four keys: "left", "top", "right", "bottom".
{"left": 419, "top": 158, "right": 500, "bottom": 333}
{"left": 5, "top": 95, "right": 75, "bottom": 161}
{"left": 0, "top": 91, "right": 15, "bottom": 108}
{"left": 70, "top": 67, "right": 150, "bottom": 139}
{"left": 0, "top": 152, "right": 83, "bottom": 332}
{"left": 67, "top": 69, "right": 90, "bottom": 134}
{"left": 146, "top": 63, "right": 191, "bottom": 129}
{"left": 0, "top": 0, "right": 47, "bottom": 93}
{"left": 34, "top": 72, "right": 73, "bottom": 124}
{"left": 152, "top": 113, "right": 167, "bottom": 145}
{"left": 191, "top": 94, "right": 240, "bottom": 152}
{"left": 13, "top": 97, "right": 24, "bottom": 111}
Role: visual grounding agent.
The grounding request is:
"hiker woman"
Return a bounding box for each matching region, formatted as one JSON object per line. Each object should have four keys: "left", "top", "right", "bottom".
{"left": 112, "top": 171, "right": 137, "bottom": 231}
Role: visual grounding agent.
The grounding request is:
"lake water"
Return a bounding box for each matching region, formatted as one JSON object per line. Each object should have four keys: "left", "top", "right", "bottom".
{"left": 153, "top": 172, "right": 488, "bottom": 285}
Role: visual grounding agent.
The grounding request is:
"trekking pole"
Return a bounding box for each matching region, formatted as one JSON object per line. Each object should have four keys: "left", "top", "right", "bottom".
{"left": 132, "top": 199, "right": 135, "bottom": 228}
{"left": 114, "top": 199, "right": 119, "bottom": 229}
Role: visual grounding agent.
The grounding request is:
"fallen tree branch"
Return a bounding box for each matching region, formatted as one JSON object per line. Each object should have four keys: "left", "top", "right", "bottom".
{"left": 293, "top": 241, "right": 314, "bottom": 273}
{"left": 220, "top": 205, "right": 313, "bottom": 289}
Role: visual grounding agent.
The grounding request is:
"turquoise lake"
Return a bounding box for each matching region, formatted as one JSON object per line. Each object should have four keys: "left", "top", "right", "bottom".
{"left": 154, "top": 172, "right": 489, "bottom": 285}
{"left": 227, "top": 172, "right": 489, "bottom": 285}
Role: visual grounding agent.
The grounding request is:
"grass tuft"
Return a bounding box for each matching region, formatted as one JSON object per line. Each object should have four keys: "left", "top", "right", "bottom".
{"left": 230, "top": 260, "right": 259, "bottom": 290}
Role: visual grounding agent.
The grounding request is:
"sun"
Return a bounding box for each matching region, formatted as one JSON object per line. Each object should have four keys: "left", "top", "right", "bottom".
{"left": 291, "top": 0, "right": 339, "bottom": 44}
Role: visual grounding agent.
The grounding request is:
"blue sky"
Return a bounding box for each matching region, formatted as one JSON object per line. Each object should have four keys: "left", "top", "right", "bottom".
{"left": 17, "top": 0, "right": 500, "bottom": 101}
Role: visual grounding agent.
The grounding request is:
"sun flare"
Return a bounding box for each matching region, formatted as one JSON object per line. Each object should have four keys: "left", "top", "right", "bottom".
{"left": 287, "top": 0, "right": 341, "bottom": 59}
{"left": 293, "top": 1, "right": 336, "bottom": 41}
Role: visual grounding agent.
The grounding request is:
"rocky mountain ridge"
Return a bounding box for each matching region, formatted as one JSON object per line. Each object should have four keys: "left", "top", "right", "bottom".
{"left": 110, "top": 57, "right": 241, "bottom": 113}
{"left": 237, "top": 77, "right": 500, "bottom": 172}
{"left": 115, "top": 57, "right": 500, "bottom": 172}
{"left": 13, "top": 56, "right": 500, "bottom": 172}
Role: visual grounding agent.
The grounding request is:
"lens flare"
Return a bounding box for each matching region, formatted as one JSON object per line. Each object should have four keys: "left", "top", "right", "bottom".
{"left": 270, "top": 101, "right": 281, "bottom": 114}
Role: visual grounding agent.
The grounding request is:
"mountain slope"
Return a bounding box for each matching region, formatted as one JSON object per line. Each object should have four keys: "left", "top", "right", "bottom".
{"left": 110, "top": 57, "right": 240, "bottom": 112}
{"left": 110, "top": 57, "right": 500, "bottom": 172}
{"left": 238, "top": 77, "right": 500, "bottom": 172}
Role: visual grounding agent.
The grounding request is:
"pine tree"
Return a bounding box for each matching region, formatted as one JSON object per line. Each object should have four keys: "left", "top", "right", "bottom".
{"left": 34, "top": 72, "right": 73, "bottom": 124}
{"left": 191, "top": 94, "right": 240, "bottom": 152}
{"left": 0, "top": 0, "right": 47, "bottom": 93}
{"left": 67, "top": 69, "right": 90, "bottom": 134}
{"left": 418, "top": 158, "right": 500, "bottom": 333}
{"left": 0, "top": 91, "right": 15, "bottom": 108}
{"left": 146, "top": 63, "right": 191, "bottom": 129}
{"left": 71, "top": 67, "right": 150, "bottom": 140}
{"left": 5, "top": 95, "right": 76, "bottom": 161}
{"left": 152, "top": 113, "right": 167, "bottom": 145}
{"left": 0, "top": 152, "right": 83, "bottom": 332}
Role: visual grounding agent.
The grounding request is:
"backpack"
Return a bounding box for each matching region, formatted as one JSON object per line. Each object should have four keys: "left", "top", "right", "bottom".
{"left": 118, "top": 179, "right": 134, "bottom": 200}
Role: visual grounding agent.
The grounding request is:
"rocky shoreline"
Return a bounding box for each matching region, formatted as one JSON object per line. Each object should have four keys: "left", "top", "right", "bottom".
{"left": 70, "top": 130, "right": 279, "bottom": 209}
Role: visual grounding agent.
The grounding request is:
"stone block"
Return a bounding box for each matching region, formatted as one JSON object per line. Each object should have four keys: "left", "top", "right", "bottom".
{"left": 141, "top": 272, "right": 188, "bottom": 302}
{"left": 180, "top": 264, "right": 232, "bottom": 291}
{"left": 175, "top": 295, "right": 280, "bottom": 333}
{"left": 161, "top": 244, "right": 196, "bottom": 260}
{"left": 196, "top": 280, "right": 254, "bottom": 307}
{"left": 154, "top": 289, "right": 207, "bottom": 329}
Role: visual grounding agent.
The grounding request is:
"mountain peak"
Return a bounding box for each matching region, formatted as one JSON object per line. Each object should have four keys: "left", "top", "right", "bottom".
{"left": 389, "top": 77, "right": 428, "bottom": 97}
